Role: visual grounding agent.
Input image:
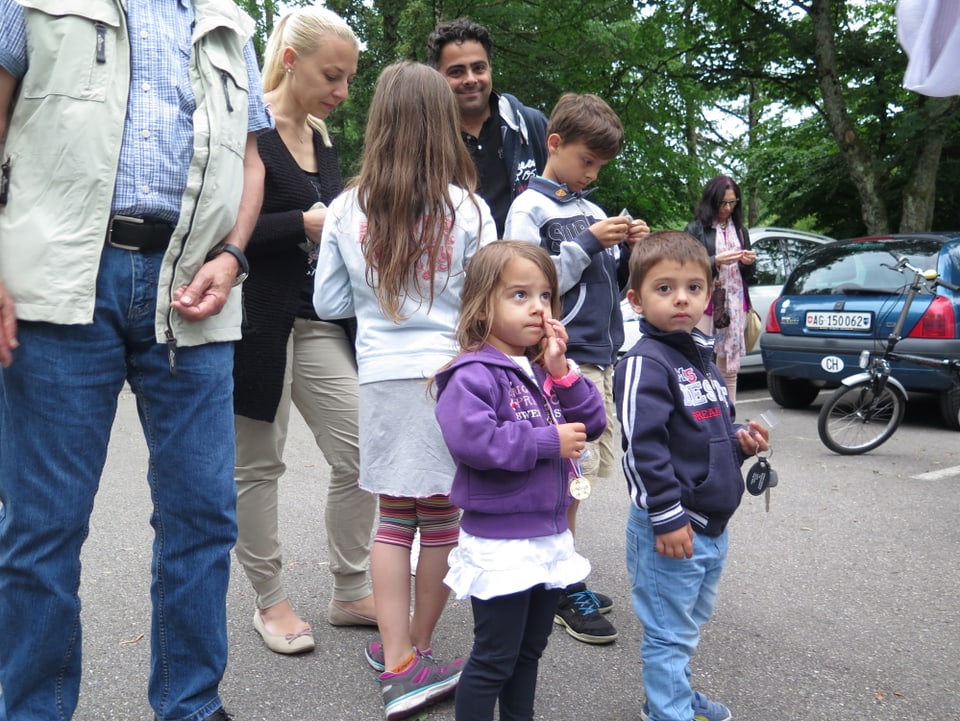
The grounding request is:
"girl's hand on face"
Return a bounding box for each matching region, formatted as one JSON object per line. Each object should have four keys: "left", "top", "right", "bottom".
{"left": 541, "top": 317, "right": 569, "bottom": 378}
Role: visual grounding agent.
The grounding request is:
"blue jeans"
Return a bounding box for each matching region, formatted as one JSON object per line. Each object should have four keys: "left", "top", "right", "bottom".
{"left": 625, "top": 505, "right": 728, "bottom": 721}
{"left": 0, "top": 245, "right": 237, "bottom": 721}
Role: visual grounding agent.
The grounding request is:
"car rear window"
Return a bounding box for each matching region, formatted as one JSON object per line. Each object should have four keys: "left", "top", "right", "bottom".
{"left": 783, "top": 238, "right": 943, "bottom": 295}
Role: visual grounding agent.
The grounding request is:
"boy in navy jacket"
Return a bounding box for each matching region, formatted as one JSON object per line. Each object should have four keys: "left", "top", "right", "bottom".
{"left": 614, "top": 230, "right": 769, "bottom": 721}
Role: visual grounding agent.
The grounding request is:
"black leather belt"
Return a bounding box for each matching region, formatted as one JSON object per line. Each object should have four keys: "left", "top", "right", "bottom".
{"left": 106, "top": 215, "right": 174, "bottom": 252}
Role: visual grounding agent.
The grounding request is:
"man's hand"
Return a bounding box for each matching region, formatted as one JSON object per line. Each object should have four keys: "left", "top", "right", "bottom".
{"left": 0, "top": 281, "right": 18, "bottom": 367}
{"left": 170, "top": 253, "right": 240, "bottom": 321}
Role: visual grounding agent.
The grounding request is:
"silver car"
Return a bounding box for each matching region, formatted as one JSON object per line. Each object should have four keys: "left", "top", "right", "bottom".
{"left": 620, "top": 226, "right": 833, "bottom": 372}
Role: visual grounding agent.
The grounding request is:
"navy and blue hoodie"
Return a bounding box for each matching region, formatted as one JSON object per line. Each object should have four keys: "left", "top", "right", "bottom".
{"left": 434, "top": 344, "right": 606, "bottom": 540}
{"left": 614, "top": 320, "right": 747, "bottom": 537}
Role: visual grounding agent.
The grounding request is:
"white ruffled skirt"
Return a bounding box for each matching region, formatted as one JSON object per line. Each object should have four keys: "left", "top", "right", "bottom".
{"left": 445, "top": 528, "right": 590, "bottom": 601}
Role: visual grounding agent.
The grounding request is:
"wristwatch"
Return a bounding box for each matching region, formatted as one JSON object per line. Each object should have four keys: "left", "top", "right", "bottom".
{"left": 206, "top": 242, "right": 249, "bottom": 286}
{"left": 544, "top": 359, "right": 583, "bottom": 394}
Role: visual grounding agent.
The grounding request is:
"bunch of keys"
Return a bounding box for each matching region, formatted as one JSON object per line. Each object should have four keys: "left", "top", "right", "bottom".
{"left": 745, "top": 452, "right": 778, "bottom": 511}
{"left": 744, "top": 411, "right": 778, "bottom": 511}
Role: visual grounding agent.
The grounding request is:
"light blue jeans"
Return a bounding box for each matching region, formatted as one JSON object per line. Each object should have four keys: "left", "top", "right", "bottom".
{"left": 0, "top": 245, "right": 237, "bottom": 721}
{"left": 625, "top": 505, "right": 728, "bottom": 721}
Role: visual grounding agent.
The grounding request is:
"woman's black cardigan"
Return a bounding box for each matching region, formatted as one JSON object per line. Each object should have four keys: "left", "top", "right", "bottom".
{"left": 233, "top": 127, "right": 345, "bottom": 422}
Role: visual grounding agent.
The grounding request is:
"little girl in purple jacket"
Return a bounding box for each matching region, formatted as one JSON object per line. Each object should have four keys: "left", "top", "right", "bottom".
{"left": 433, "top": 240, "right": 606, "bottom": 721}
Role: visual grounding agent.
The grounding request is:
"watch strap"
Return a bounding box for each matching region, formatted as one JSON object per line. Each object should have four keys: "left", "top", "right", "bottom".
{"left": 206, "top": 242, "right": 249, "bottom": 286}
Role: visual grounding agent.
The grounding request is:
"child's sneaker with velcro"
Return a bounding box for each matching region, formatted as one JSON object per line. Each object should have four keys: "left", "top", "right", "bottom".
{"left": 640, "top": 691, "right": 731, "bottom": 721}
{"left": 380, "top": 651, "right": 462, "bottom": 721}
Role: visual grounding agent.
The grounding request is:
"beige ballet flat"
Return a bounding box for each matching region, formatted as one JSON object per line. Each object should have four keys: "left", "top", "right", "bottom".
{"left": 252, "top": 609, "right": 315, "bottom": 655}
{"left": 327, "top": 599, "right": 378, "bottom": 627}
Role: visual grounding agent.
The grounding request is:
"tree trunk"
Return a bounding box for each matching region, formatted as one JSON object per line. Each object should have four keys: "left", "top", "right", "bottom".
{"left": 747, "top": 80, "right": 759, "bottom": 227}
{"left": 808, "top": 0, "right": 889, "bottom": 234}
{"left": 900, "top": 132, "right": 944, "bottom": 232}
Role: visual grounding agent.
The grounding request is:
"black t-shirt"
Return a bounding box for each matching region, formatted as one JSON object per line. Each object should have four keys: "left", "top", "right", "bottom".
{"left": 464, "top": 112, "right": 510, "bottom": 237}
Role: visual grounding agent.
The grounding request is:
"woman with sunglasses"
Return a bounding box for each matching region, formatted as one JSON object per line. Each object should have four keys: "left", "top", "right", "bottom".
{"left": 685, "top": 175, "right": 756, "bottom": 403}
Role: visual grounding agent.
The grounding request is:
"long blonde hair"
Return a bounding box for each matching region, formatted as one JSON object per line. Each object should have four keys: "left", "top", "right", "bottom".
{"left": 354, "top": 61, "right": 480, "bottom": 320}
{"left": 262, "top": 6, "right": 358, "bottom": 147}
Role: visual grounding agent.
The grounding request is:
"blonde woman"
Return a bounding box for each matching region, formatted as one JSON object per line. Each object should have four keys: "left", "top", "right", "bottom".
{"left": 234, "top": 6, "right": 376, "bottom": 656}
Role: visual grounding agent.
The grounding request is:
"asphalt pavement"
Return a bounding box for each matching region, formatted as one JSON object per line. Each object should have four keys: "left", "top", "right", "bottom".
{"left": 67, "top": 376, "right": 959, "bottom": 721}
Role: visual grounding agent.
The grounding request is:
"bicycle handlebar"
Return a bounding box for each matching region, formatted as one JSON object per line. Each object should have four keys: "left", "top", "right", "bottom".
{"left": 887, "top": 250, "right": 960, "bottom": 293}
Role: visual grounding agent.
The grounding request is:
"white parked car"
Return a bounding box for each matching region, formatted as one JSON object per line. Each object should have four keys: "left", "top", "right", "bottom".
{"left": 619, "top": 226, "right": 834, "bottom": 373}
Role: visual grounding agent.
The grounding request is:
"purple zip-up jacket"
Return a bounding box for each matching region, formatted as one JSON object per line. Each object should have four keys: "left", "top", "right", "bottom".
{"left": 434, "top": 344, "right": 606, "bottom": 540}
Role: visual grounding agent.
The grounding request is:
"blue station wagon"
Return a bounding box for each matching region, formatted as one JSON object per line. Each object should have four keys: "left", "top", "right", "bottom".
{"left": 760, "top": 233, "right": 960, "bottom": 427}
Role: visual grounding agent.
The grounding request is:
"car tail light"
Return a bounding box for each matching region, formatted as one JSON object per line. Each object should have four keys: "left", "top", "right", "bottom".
{"left": 908, "top": 295, "right": 956, "bottom": 339}
{"left": 765, "top": 299, "right": 781, "bottom": 332}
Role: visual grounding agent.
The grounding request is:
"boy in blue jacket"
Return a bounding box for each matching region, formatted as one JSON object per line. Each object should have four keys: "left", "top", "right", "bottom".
{"left": 614, "top": 230, "right": 769, "bottom": 721}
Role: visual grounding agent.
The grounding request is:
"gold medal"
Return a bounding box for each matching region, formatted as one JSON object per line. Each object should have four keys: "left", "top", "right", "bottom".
{"left": 568, "top": 475, "right": 592, "bottom": 500}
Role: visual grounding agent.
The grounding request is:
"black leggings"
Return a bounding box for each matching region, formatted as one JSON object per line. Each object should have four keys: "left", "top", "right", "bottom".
{"left": 454, "top": 584, "right": 562, "bottom": 721}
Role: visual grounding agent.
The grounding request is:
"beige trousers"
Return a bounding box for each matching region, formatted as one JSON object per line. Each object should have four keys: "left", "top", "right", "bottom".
{"left": 579, "top": 363, "right": 619, "bottom": 482}
{"left": 234, "top": 318, "right": 377, "bottom": 609}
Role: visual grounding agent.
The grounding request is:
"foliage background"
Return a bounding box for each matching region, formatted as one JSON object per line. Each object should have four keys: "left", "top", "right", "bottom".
{"left": 235, "top": 0, "right": 960, "bottom": 239}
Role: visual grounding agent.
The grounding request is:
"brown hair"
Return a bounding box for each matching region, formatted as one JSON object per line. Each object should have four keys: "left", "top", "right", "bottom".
{"left": 456, "top": 240, "right": 560, "bottom": 357}
{"left": 547, "top": 93, "right": 624, "bottom": 160}
{"left": 353, "top": 62, "right": 481, "bottom": 320}
{"left": 628, "top": 230, "right": 712, "bottom": 293}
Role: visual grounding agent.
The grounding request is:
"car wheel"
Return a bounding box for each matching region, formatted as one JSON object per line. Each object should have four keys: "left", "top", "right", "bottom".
{"left": 939, "top": 384, "right": 960, "bottom": 431}
{"left": 767, "top": 373, "right": 820, "bottom": 409}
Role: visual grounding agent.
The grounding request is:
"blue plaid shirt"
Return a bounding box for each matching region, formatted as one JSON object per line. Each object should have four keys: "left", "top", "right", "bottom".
{"left": 0, "top": 0, "right": 270, "bottom": 223}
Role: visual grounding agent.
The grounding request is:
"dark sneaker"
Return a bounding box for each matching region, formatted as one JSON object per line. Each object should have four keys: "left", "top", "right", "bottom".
{"left": 203, "top": 710, "right": 234, "bottom": 721}
{"left": 640, "top": 692, "right": 731, "bottom": 721}
{"left": 380, "top": 652, "right": 462, "bottom": 721}
{"left": 554, "top": 582, "right": 618, "bottom": 644}
{"left": 592, "top": 589, "right": 614, "bottom": 614}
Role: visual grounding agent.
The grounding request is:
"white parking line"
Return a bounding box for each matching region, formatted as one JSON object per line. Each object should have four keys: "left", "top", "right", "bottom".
{"left": 911, "top": 465, "right": 960, "bottom": 481}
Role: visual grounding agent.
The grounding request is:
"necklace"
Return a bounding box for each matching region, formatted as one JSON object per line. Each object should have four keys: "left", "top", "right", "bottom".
{"left": 278, "top": 116, "right": 308, "bottom": 145}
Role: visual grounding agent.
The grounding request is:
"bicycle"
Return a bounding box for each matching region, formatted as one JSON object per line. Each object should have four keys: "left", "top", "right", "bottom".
{"left": 817, "top": 251, "right": 960, "bottom": 455}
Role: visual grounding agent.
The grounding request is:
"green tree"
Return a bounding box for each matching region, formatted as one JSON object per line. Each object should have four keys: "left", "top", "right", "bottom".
{"left": 235, "top": 0, "right": 960, "bottom": 236}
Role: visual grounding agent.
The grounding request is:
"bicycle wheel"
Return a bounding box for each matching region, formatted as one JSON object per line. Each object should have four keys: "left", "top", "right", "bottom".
{"left": 817, "top": 380, "right": 906, "bottom": 455}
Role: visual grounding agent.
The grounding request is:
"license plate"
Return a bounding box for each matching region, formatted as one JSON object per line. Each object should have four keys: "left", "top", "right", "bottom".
{"left": 805, "top": 311, "right": 872, "bottom": 331}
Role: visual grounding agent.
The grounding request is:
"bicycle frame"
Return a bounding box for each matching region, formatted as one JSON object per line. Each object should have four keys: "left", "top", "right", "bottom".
{"left": 855, "top": 253, "right": 960, "bottom": 388}
{"left": 817, "top": 251, "right": 960, "bottom": 453}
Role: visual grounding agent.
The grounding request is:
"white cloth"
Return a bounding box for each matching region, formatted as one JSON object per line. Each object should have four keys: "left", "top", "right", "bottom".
{"left": 898, "top": 0, "right": 960, "bottom": 96}
{"left": 445, "top": 529, "right": 590, "bottom": 601}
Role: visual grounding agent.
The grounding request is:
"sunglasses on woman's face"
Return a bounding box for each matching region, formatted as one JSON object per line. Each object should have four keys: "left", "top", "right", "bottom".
{"left": 719, "top": 199, "right": 739, "bottom": 207}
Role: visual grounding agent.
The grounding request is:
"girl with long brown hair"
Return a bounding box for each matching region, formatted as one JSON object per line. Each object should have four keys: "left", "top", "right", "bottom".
{"left": 313, "top": 61, "right": 496, "bottom": 721}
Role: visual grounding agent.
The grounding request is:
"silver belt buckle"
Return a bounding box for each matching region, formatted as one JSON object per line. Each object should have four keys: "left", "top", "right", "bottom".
{"left": 106, "top": 215, "right": 145, "bottom": 250}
